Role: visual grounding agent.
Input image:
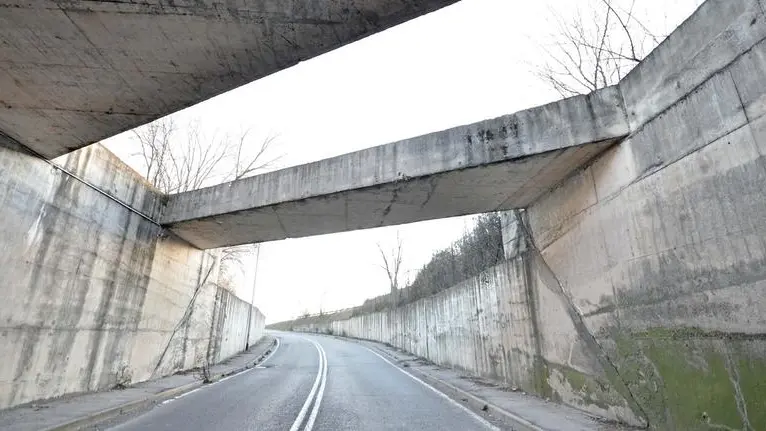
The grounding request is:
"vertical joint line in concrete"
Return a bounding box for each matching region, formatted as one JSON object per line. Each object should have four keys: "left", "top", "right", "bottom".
{"left": 344, "top": 195, "right": 349, "bottom": 231}
{"left": 516, "top": 210, "right": 547, "bottom": 396}
{"left": 729, "top": 70, "right": 753, "bottom": 125}
{"left": 727, "top": 70, "right": 766, "bottom": 177}
{"left": 624, "top": 31, "right": 766, "bottom": 141}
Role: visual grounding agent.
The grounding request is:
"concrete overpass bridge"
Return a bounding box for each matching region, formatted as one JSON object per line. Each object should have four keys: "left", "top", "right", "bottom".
{"left": 162, "top": 87, "right": 627, "bottom": 248}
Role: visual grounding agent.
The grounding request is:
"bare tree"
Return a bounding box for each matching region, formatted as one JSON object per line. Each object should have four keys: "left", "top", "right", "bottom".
{"left": 131, "top": 117, "right": 278, "bottom": 290}
{"left": 536, "top": 0, "right": 666, "bottom": 96}
{"left": 231, "top": 130, "right": 277, "bottom": 182}
{"left": 131, "top": 118, "right": 278, "bottom": 194}
{"left": 218, "top": 243, "right": 261, "bottom": 292}
{"left": 132, "top": 117, "right": 177, "bottom": 192}
{"left": 377, "top": 233, "right": 404, "bottom": 308}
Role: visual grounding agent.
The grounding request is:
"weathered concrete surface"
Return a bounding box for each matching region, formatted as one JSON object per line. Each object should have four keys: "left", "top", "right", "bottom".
{"left": 0, "top": 0, "right": 459, "bottom": 159}
{"left": 620, "top": 0, "right": 766, "bottom": 130}
{"left": 515, "top": 0, "right": 766, "bottom": 428}
{"left": 5, "top": 0, "right": 766, "bottom": 426}
{"left": 273, "top": 1, "right": 766, "bottom": 429}
{"left": 522, "top": 1, "right": 766, "bottom": 428}
{"left": 524, "top": 3, "right": 766, "bottom": 426}
{"left": 163, "top": 87, "right": 628, "bottom": 249}
{"left": 0, "top": 138, "right": 264, "bottom": 410}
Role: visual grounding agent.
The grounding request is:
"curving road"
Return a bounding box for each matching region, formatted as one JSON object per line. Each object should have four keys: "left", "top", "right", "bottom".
{"left": 109, "top": 332, "right": 503, "bottom": 431}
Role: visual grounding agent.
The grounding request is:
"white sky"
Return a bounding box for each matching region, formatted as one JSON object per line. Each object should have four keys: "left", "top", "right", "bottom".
{"left": 103, "top": 0, "right": 701, "bottom": 323}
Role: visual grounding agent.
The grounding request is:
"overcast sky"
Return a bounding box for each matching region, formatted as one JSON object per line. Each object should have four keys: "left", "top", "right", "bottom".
{"left": 103, "top": 0, "right": 702, "bottom": 323}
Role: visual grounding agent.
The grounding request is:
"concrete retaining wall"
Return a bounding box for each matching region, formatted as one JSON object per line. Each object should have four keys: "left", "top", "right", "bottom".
{"left": 0, "top": 139, "right": 263, "bottom": 409}
{"left": 287, "top": 1, "right": 766, "bottom": 429}
{"left": 210, "top": 288, "right": 266, "bottom": 364}
{"left": 525, "top": 1, "right": 766, "bottom": 428}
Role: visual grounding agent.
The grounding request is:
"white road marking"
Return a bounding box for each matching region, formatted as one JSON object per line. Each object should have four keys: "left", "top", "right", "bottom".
{"left": 363, "top": 346, "right": 503, "bottom": 431}
{"left": 175, "top": 387, "right": 202, "bottom": 400}
{"left": 160, "top": 338, "right": 283, "bottom": 404}
{"left": 303, "top": 341, "right": 328, "bottom": 431}
{"left": 289, "top": 338, "right": 327, "bottom": 431}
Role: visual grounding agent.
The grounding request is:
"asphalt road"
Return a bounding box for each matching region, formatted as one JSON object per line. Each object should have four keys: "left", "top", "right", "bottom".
{"left": 109, "top": 332, "right": 503, "bottom": 431}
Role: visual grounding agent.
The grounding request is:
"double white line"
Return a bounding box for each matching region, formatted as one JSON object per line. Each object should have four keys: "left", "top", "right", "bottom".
{"left": 289, "top": 338, "right": 328, "bottom": 431}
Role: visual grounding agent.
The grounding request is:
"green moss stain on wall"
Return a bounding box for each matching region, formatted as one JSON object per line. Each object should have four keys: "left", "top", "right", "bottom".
{"left": 549, "top": 364, "right": 631, "bottom": 413}
{"left": 533, "top": 357, "right": 553, "bottom": 399}
{"left": 608, "top": 327, "right": 766, "bottom": 430}
{"left": 644, "top": 341, "right": 740, "bottom": 429}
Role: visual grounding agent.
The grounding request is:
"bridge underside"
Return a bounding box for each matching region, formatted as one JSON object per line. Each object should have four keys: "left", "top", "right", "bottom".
{"left": 0, "top": 0, "right": 458, "bottom": 159}
{"left": 163, "top": 87, "right": 629, "bottom": 249}
{"left": 167, "top": 141, "right": 615, "bottom": 248}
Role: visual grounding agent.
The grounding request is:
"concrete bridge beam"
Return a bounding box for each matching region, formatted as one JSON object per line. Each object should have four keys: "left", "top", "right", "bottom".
{"left": 162, "top": 86, "right": 629, "bottom": 249}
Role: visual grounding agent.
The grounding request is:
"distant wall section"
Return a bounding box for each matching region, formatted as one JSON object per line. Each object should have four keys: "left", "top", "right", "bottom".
{"left": 210, "top": 288, "right": 266, "bottom": 363}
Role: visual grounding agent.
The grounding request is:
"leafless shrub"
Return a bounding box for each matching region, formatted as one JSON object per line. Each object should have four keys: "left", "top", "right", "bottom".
{"left": 536, "top": 0, "right": 669, "bottom": 96}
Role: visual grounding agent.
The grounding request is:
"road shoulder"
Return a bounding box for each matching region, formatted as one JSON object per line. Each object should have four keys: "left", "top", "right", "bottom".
{"left": 0, "top": 335, "right": 278, "bottom": 431}
{"left": 314, "top": 333, "right": 638, "bottom": 431}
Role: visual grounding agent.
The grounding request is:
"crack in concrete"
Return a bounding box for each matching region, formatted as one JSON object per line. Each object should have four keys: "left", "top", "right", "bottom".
{"left": 723, "top": 351, "right": 754, "bottom": 431}
{"left": 271, "top": 207, "right": 289, "bottom": 237}
{"left": 379, "top": 183, "right": 401, "bottom": 227}
{"left": 419, "top": 177, "right": 438, "bottom": 209}
{"left": 515, "top": 211, "right": 650, "bottom": 428}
